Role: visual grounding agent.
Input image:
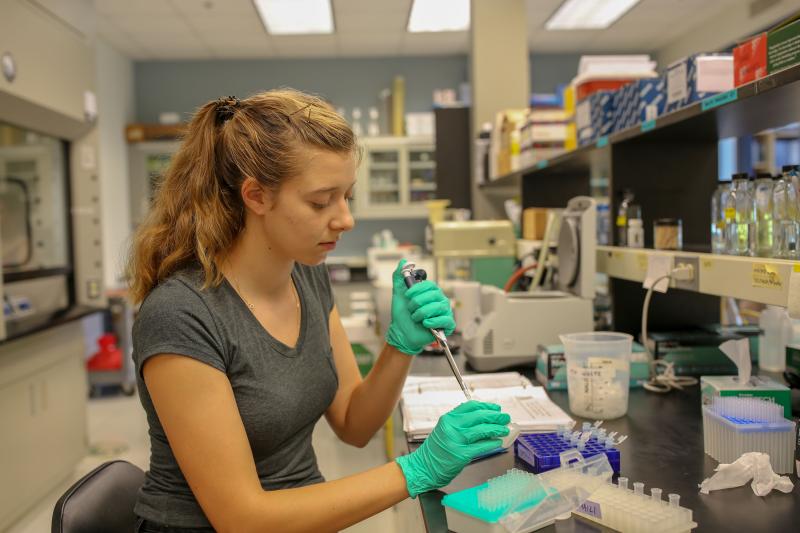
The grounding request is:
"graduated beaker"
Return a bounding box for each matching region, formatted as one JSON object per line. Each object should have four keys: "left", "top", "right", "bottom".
{"left": 560, "top": 332, "right": 632, "bottom": 419}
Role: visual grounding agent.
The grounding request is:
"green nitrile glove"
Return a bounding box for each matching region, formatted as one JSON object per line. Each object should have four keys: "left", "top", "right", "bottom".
{"left": 396, "top": 401, "right": 510, "bottom": 498}
{"left": 385, "top": 259, "right": 456, "bottom": 355}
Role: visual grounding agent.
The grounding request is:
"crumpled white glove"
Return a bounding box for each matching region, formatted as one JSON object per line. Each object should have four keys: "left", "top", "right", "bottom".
{"left": 699, "top": 452, "right": 794, "bottom": 497}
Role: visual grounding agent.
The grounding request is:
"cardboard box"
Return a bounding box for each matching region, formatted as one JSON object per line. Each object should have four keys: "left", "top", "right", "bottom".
{"left": 125, "top": 123, "right": 186, "bottom": 142}
{"left": 666, "top": 54, "right": 733, "bottom": 112}
{"left": 576, "top": 90, "right": 615, "bottom": 146}
{"left": 734, "top": 32, "right": 767, "bottom": 86}
{"left": 701, "top": 375, "right": 792, "bottom": 419}
{"left": 522, "top": 208, "right": 549, "bottom": 240}
{"left": 768, "top": 15, "right": 800, "bottom": 73}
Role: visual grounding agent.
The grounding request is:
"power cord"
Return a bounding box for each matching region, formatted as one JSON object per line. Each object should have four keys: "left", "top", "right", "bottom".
{"left": 641, "top": 266, "right": 699, "bottom": 393}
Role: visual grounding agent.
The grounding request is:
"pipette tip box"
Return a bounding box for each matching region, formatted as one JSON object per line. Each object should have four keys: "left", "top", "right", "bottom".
{"left": 515, "top": 433, "right": 621, "bottom": 474}
{"left": 702, "top": 396, "right": 796, "bottom": 474}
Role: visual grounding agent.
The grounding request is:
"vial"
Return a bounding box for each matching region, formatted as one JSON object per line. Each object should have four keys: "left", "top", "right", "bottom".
{"left": 668, "top": 494, "right": 680, "bottom": 508}
{"left": 633, "top": 482, "right": 644, "bottom": 497}
{"left": 618, "top": 477, "right": 629, "bottom": 490}
{"left": 651, "top": 488, "right": 662, "bottom": 502}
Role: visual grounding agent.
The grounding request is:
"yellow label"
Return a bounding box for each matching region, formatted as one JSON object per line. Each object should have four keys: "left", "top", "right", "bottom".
{"left": 702, "top": 259, "right": 713, "bottom": 270}
{"left": 616, "top": 215, "right": 627, "bottom": 227}
{"left": 637, "top": 253, "right": 648, "bottom": 271}
{"left": 794, "top": 264, "right": 800, "bottom": 273}
{"left": 752, "top": 263, "right": 783, "bottom": 290}
{"left": 724, "top": 208, "right": 736, "bottom": 221}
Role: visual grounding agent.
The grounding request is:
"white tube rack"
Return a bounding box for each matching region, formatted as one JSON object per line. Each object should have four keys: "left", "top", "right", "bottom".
{"left": 574, "top": 478, "right": 697, "bottom": 533}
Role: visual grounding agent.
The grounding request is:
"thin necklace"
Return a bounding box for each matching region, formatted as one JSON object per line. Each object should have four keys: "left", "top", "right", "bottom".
{"left": 231, "top": 273, "right": 300, "bottom": 322}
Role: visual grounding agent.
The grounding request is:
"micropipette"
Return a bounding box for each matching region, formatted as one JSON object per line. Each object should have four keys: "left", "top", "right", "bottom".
{"left": 401, "top": 262, "right": 472, "bottom": 401}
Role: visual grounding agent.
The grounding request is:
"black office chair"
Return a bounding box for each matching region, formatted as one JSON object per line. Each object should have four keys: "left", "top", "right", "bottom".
{"left": 52, "top": 460, "right": 145, "bottom": 533}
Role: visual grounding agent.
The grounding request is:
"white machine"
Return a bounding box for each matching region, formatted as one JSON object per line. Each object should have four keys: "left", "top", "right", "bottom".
{"left": 462, "top": 197, "right": 596, "bottom": 371}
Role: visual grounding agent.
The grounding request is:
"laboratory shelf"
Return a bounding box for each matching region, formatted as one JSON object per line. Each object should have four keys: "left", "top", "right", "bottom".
{"left": 496, "top": 62, "right": 800, "bottom": 185}
{"left": 596, "top": 246, "right": 800, "bottom": 307}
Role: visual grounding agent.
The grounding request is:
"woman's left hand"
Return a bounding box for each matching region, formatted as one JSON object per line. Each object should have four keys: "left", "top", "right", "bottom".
{"left": 385, "top": 260, "right": 456, "bottom": 355}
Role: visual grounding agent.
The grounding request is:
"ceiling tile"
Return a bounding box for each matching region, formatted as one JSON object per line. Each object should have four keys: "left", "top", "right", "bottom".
{"left": 114, "top": 14, "right": 194, "bottom": 35}
{"left": 185, "top": 14, "right": 266, "bottom": 34}
{"left": 272, "top": 34, "right": 339, "bottom": 57}
{"left": 95, "top": 0, "right": 175, "bottom": 15}
{"left": 170, "top": 0, "right": 257, "bottom": 15}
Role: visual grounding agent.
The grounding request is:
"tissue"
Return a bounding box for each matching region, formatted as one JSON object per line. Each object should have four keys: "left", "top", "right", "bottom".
{"left": 699, "top": 452, "right": 794, "bottom": 496}
{"left": 719, "top": 338, "right": 751, "bottom": 384}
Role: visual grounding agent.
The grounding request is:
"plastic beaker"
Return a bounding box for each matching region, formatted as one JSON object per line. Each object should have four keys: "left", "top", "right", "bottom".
{"left": 560, "top": 332, "right": 632, "bottom": 419}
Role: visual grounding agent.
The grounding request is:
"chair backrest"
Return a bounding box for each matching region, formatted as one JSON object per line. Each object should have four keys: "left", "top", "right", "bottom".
{"left": 52, "top": 460, "right": 145, "bottom": 533}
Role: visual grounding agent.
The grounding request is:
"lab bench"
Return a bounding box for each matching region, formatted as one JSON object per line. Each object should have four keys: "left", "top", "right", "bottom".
{"left": 400, "top": 353, "right": 800, "bottom": 532}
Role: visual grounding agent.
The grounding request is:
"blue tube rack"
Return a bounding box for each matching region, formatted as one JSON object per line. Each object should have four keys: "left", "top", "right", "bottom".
{"left": 515, "top": 433, "right": 621, "bottom": 474}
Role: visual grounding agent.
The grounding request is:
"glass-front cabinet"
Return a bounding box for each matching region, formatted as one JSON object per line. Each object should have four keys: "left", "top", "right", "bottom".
{"left": 355, "top": 137, "right": 436, "bottom": 218}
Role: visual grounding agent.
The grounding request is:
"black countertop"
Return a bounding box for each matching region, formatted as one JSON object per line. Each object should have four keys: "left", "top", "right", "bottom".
{"left": 2, "top": 305, "right": 105, "bottom": 345}
{"left": 406, "top": 353, "right": 800, "bottom": 532}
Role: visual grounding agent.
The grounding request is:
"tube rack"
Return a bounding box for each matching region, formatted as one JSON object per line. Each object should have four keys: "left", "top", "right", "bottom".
{"left": 702, "top": 396, "right": 796, "bottom": 474}
{"left": 442, "top": 451, "right": 612, "bottom": 533}
{"left": 515, "top": 432, "right": 621, "bottom": 474}
{"left": 574, "top": 477, "right": 697, "bottom": 533}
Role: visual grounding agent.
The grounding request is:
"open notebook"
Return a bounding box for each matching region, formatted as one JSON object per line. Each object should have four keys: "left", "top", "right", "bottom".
{"left": 401, "top": 372, "right": 573, "bottom": 441}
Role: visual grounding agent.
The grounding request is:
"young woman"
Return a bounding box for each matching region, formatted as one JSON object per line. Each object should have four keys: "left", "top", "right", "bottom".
{"left": 127, "top": 89, "right": 510, "bottom": 532}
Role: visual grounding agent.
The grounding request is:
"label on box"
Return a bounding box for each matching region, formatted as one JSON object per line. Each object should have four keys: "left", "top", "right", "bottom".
{"left": 667, "top": 62, "right": 688, "bottom": 104}
{"left": 596, "top": 135, "right": 608, "bottom": 148}
{"left": 752, "top": 263, "right": 783, "bottom": 290}
{"left": 536, "top": 159, "right": 548, "bottom": 170}
{"left": 641, "top": 119, "right": 656, "bottom": 132}
{"left": 768, "top": 19, "right": 800, "bottom": 73}
{"left": 579, "top": 500, "right": 602, "bottom": 519}
{"left": 724, "top": 207, "right": 736, "bottom": 221}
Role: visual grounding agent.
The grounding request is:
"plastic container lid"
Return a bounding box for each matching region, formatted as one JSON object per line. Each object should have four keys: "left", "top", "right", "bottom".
{"left": 654, "top": 218, "right": 682, "bottom": 226}
{"left": 782, "top": 164, "right": 799, "bottom": 172}
{"left": 731, "top": 172, "right": 749, "bottom": 180}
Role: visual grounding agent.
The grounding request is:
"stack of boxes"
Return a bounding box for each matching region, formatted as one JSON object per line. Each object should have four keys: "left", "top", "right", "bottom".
{"left": 733, "top": 14, "right": 800, "bottom": 88}
{"left": 666, "top": 54, "right": 734, "bottom": 113}
{"left": 518, "top": 100, "right": 569, "bottom": 169}
{"left": 611, "top": 76, "right": 666, "bottom": 132}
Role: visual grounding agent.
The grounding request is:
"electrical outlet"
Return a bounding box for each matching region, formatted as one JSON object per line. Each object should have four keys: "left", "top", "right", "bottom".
{"left": 673, "top": 256, "right": 699, "bottom": 292}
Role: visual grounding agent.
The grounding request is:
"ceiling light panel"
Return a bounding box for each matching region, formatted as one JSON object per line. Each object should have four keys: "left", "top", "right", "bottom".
{"left": 545, "top": 0, "right": 641, "bottom": 30}
{"left": 407, "top": 0, "right": 470, "bottom": 33}
{"left": 253, "top": 0, "right": 334, "bottom": 35}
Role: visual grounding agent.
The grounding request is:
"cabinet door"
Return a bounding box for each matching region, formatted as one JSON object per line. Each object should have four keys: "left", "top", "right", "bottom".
{"left": 407, "top": 146, "right": 437, "bottom": 205}
{"left": 0, "top": 379, "right": 38, "bottom": 529}
{"left": 365, "top": 148, "right": 401, "bottom": 208}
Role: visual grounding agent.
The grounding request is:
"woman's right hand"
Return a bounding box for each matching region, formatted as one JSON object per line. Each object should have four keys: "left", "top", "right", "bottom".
{"left": 395, "top": 400, "right": 510, "bottom": 497}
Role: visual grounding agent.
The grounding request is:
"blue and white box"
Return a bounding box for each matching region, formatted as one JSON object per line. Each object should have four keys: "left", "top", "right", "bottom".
{"left": 611, "top": 76, "right": 666, "bottom": 132}
{"left": 666, "top": 54, "right": 733, "bottom": 112}
{"left": 576, "top": 90, "right": 615, "bottom": 146}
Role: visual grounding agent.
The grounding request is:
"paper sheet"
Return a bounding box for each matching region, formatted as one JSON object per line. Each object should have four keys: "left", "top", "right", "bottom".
{"left": 401, "top": 372, "right": 573, "bottom": 441}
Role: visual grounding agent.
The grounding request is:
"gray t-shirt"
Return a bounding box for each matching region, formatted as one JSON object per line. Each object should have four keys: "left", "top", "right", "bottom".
{"left": 132, "top": 263, "right": 338, "bottom": 528}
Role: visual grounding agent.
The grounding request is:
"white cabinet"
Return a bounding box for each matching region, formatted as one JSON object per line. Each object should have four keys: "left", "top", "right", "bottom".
{"left": 0, "top": 322, "right": 88, "bottom": 531}
{"left": 354, "top": 137, "right": 436, "bottom": 219}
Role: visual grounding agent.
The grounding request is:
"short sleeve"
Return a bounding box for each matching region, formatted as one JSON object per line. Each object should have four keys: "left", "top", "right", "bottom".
{"left": 132, "top": 278, "right": 227, "bottom": 379}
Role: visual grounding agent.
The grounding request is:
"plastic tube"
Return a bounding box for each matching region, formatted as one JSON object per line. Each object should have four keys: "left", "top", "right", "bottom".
{"left": 618, "top": 477, "right": 628, "bottom": 490}
{"left": 633, "top": 482, "right": 644, "bottom": 497}
{"left": 668, "top": 493, "right": 680, "bottom": 507}
{"left": 651, "top": 488, "right": 662, "bottom": 502}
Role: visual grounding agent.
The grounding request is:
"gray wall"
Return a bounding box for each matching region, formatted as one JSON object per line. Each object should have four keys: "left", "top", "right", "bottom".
{"left": 134, "top": 56, "right": 469, "bottom": 123}
{"left": 530, "top": 53, "right": 583, "bottom": 94}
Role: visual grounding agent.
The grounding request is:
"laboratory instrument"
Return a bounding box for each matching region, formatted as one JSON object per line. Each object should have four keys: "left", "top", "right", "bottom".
{"left": 702, "top": 396, "right": 796, "bottom": 474}
{"left": 462, "top": 197, "right": 596, "bottom": 371}
{"left": 515, "top": 427, "right": 622, "bottom": 474}
{"left": 560, "top": 331, "right": 632, "bottom": 419}
{"left": 574, "top": 477, "right": 697, "bottom": 533}
{"left": 442, "top": 451, "right": 612, "bottom": 533}
{"left": 401, "top": 262, "right": 471, "bottom": 400}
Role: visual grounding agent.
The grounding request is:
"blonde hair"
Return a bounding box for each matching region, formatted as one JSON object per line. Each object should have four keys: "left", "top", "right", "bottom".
{"left": 127, "top": 89, "right": 356, "bottom": 304}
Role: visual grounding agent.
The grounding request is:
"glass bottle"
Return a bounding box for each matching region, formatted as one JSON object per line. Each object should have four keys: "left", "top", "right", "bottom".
{"left": 772, "top": 165, "right": 800, "bottom": 259}
{"left": 711, "top": 179, "right": 731, "bottom": 254}
{"left": 725, "top": 173, "right": 752, "bottom": 255}
{"left": 753, "top": 172, "right": 774, "bottom": 257}
{"left": 616, "top": 189, "right": 634, "bottom": 246}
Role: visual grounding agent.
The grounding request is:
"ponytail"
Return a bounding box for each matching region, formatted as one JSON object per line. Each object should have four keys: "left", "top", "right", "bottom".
{"left": 127, "top": 89, "right": 356, "bottom": 304}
